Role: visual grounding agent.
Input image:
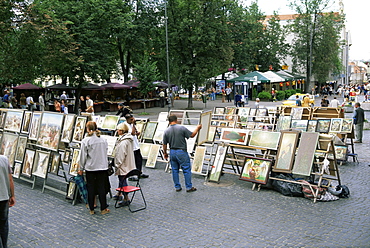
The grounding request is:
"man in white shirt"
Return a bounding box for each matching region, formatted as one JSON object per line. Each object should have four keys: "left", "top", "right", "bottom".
{"left": 159, "top": 90, "right": 165, "bottom": 108}
{"left": 38, "top": 92, "right": 45, "bottom": 111}
{"left": 60, "top": 91, "right": 67, "bottom": 100}
{"left": 225, "top": 86, "right": 232, "bottom": 102}
{"left": 329, "top": 97, "right": 340, "bottom": 108}
{"left": 26, "top": 95, "right": 34, "bottom": 111}
{"left": 85, "top": 95, "right": 94, "bottom": 114}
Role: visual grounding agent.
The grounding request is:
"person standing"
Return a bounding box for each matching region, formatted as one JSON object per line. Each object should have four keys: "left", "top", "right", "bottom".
{"left": 19, "top": 93, "right": 27, "bottom": 109}
{"left": 159, "top": 90, "right": 165, "bottom": 108}
{"left": 255, "top": 98, "right": 260, "bottom": 109}
{"left": 0, "top": 155, "right": 16, "bottom": 248}
{"left": 38, "top": 92, "right": 45, "bottom": 111}
{"left": 61, "top": 99, "right": 68, "bottom": 114}
{"left": 85, "top": 95, "right": 94, "bottom": 114}
{"left": 54, "top": 100, "right": 61, "bottom": 112}
{"left": 10, "top": 93, "right": 18, "bottom": 109}
{"left": 302, "top": 94, "right": 310, "bottom": 107}
{"left": 296, "top": 95, "right": 302, "bottom": 106}
{"left": 221, "top": 88, "right": 226, "bottom": 103}
{"left": 353, "top": 102, "right": 365, "bottom": 143}
{"left": 225, "top": 86, "right": 232, "bottom": 102}
{"left": 162, "top": 115, "right": 201, "bottom": 192}
{"left": 234, "top": 92, "right": 242, "bottom": 107}
{"left": 26, "top": 95, "right": 35, "bottom": 111}
{"left": 78, "top": 121, "right": 110, "bottom": 215}
{"left": 329, "top": 97, "right": 340, "bottom": 108}
{"left": 60, "top": 91, "right": 67, "bottom": 100}
{"left": 2, "top": 91, "right": 10, "bottom": 108}
{"left": 79, "top": 96, "right": 86, "bottom": 114}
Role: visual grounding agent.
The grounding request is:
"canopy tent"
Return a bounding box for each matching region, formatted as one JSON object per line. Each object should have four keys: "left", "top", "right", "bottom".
{"left": 274, "top": 71, "right": 295, "bottom": 82}
{"left": 123, "top": 80, "right": 140, "bottom": 88}
{"left": 81, "top": 83, "right": 104, "bottom": 90}
{"left": 46, "top": 84, "right": 76, "bottom": 90}
{"left": 209, "top": 72, "right": 239, "bottom": 81}
{"left": 261, "top": 71, "right": 285, "bottom": 83}
{"left": 101, "top": 82, "right": 130, "bottom": 90}
{"left": 227, "top": 71, "right": 270, "bottom": 83}
{"left": 12, "top": 83, "right": 42, "bottom": 90}
{"left": 277, "top": 70, "right": 305, "bottom": 80}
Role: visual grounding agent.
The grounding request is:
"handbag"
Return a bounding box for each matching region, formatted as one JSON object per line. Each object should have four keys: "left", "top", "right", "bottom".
{"left": 107, "top": 159, "right": 115, "bottom": 176}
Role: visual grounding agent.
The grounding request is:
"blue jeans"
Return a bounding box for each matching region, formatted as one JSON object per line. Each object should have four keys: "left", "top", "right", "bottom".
{"left": 0, "top": 200, "right": 9, "bottom": 248}
{"left": 170, "top": 149, "right": 192, "bottom": 190}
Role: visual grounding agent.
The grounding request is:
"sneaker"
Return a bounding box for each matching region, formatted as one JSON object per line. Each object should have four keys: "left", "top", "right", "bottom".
{"left": 186, "top": 187, "right": 197, "bottom": 192}
{"left": 101, "top": 209, "right": 110, "bottom": 215}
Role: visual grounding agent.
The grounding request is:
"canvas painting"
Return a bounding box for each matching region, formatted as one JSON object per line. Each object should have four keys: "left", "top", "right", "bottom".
{"left": 101, "top": 135, "right": 118, "bottom": 156}
{"left": 21, "top": 111, "right": 32, "bottom": 134}
{"left": 37, "top": 112, "right": 64, "bottom": 150}
{"left": 0, "top": 111, "right": 7, "bottom": 129}
{"left": 238, "top": 107, "right": 250, "bottom": 117}
{"left": 249, "top": 108, "right": 257, "bottom": 117}
{"left": 329, "top": 118, "right": 342, "bottom": 132}
{"left": 291, "top": 107, "right": 303, "bottom": 120}
{"left": 61, "top": 114, "right": 76, "bottom": 143}
{"left": 0, "top": 132, "right": 19, "bottom": 167}
{"left": 276, "top": 115, "right": 292, "bottom": 132}
{"left": 291, "top": 119, "right": 308, "bottom": 131}
{"left": 316, "top": 119, "right": 331, "bottom": 133}
{"left": 208, "top": 126, "right": 217, "bottom": 142}
{"left": 32, "top": 150, "right": 50, "bottom": 179}
{"left": 292, "top": 132, "right": 319, "bottom": 176}
{"left": 214, "top": 107, "right": 225, "bottom": 115}
{"left": 208, "top": 146, "right": 227, "bottom": 182}
{"left": 157, "top": 112, "right": 168, "bottom": 122}
{"left": 169, "top": 110, "right": 184, "bottom": 124}
{"left": 66, "top": 182, "right": 76, "bottom": 200}
{"left": 240, "top": 157, "right": 272, "bottom": 185}
{"left": 135, "top": 122, "right": 144, "bottom": 139}
{"left": 191, "top": 146, "right": 206, "bottom": 173}
{"left": 62, "top": 150, "right": 71, "bottom": 163}
{"left": 15, "top": 136, "right": 28, "bottom": 162}
{"left": 255, "top": 108, "right": 268, "bottom": 121}
{"left": 97, "top": 116, "right": 105, "bottom": 129}
{"left": 248, "top": 130, "right": 281, "bottom": 150}
{"left": 153, "top": 121, "right": 169, "bottom": 142}
{"left": 22, "top": 149, "right": 36, "bottom": 177}
{"left": 142, "top": 122, "right": 157, "bottom": 140}
{"left": 139, "top": 143, "right": 152, "bottom": 157}
{"left": 219, "top": 121, "right": 228, "bottom": 127}
{"left": 197, "top": 111, "right": 212, "bottom": 145}
{"left": 246, "top": 122, "right": 255, "bottom": 130}
{"left": 307, "top": 120, "right": 318, "bottom": 132}
{"left": 80, "top": 112, "right": 93, "bottom": 122}
{"left": 28, "top": 112, "right": 42, "bottom": 140}
{"left": 220, "top": 128, "right": 249, "bottom": 145}
{"left": 211, "top": 121, "right": 218, "bottom": 126}
{"left": 13, "top": 162, "right": 21, "bottom": 178}
{"left": 72, "top": 117, "right": 87, "bottom": 142}
{"left": 225, "top": 107, "right": 236, "bottom": 115}
{"left": 145, "top": 144, "right": 160, "bottom": 168}
{"left": 4, "top": 110, "right": 23, "bottom": 132}
{"left": 273, "top": 131, "right": 300, "bottom": 173}
{"left": 332, "top": 145, "right": 348, "bottom": 161}
{"left": 49, "top": 152, "right": 61, "bottom": 174}
{"left": 341, "top": 118, "right": 353, "bottom": 133}
{"left": 69, "top": 149, "right": 80, "bottom": 176}
{"left": 101, "top": 115, "right": 119, "bottom": 130}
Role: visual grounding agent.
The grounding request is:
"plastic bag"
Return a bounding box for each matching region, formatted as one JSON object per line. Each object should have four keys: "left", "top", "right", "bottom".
{"left": 271, "top": 174, "right": 303, "bottom": 197}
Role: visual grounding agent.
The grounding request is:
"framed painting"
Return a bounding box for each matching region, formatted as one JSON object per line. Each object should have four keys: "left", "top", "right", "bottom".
{"left": 97, "top": 116, "right": 105, "bottom": 129}
{"left": 61, "top": 114, "right": 76, "bottom": 143}
{"left": 157, "top": 112, "right": 168, "bottom": 122}
{"left": 248, "top": 130, "right": 281, "bottom": 150}
{"left": 341, "top": 118, "right": 353, "bottom": 133}
{"left": 291, "top": 119, "right": 308, "bottom": 132}
{"left": 214, "top": 107, "right": 225, "bottom": 115}
{"left": 66, "top": 181, "right": 77, "bottom": 200}
{"left": 145, "top": 144, "right": 160, "bottom": 168}
{"left": 332, "top": 145, "right": 348, "bottom": 161}
{"left": 307, "top": 120, "right": 318, "bottom": 132}
{"left": 13, "top": 162, "right": 21, "bottom": 178}
{"left": 329, "top": 118, "right": 342, "bottom": 133}
{"left": 197, "top": 111, "right": 212, "bottom": 145}
{"left": 22, "top": 149, "right": 36, "bottom": 177}
{"left": 21, "top": 111, "right": 33, "bottom": 134}
{"left": 139, "top": 143, "right": 152, "bottom": 158}
{"left": 240, "top": 157, "right": 272, "bottom": 185}
{"left": 0, "top": 111, "right": 7, "bottom": 129}
{"left": 49, "top": 152, "right": 61, "bottom": 174}
{"left": 4, "top": 110, "right": 23, "bottom": 132}
{"left": 142, "top": 122, "right": 158, "bottom": 140}
{"left": 276, "top": 115, "right": 292, "bottom": 132}
{"left": 291, "top": 107, "right": 303, "bottom": 120}
{"left": 15, "top": 136, "right": 28, "bottom": 162}
{"left": 255, "top": 108, "right": 268, "bottom": 121}
{"left": 219, "top": 121, "right": 228, "bottom": 127}
{"left": 37, "top": 112, "right": 64, "bottom": 150}
{"left": 101, "top": 115, "right": 119, "bottom": 130}
{"left": 225, "top": 106, "right": 236, "bottom": 115}
{"left": 169, "top": 110, "right": 184, "bottom": 124}
{"left": 316, "top": 119, "right": 331, "bottom": 133}
{"left": 101, "top": 135, "right": 118, "bottom": 156}
{"left": 237, "top": 107, "right": 250, "bottom": 118}
{"left": 153, "top": 121, "right": 169, "bottom": 142}
{"left": 273, "top": 131, "right": 300, "bottom": 173}
{"left": 207, "top": 126, "right": 217, "bottom": 142}
{"left": 191, "top": 146, "right": 206, "bottom": 173}
{"left": 69, "top": 149, "right": 80, "bottom": 176}
{"left": 249, "top": 108, "right": 257, "bottom": 117}
{"left": 208, "top": 145, "right": 227, "bottom": 183}
{"left": 28, "top": 112, "right": 42, "bottom": 140}
{"left": 210, "top": 121, "right": 218, "bottom": 126}
{"left": 0, "top": 132, "right": 19, "bottom": 167}
{"left": 292, "top": 132, "right": 319, "bottom": 176}
{"left": 62, "top": 150, "right": 71, "bottom": 163}
{"left": 32, "top": 150, "right": 50, "bottom": 179}
{"left": 246, "top": 122, "right": 255, "bottom": 130}
{"left": 220, "top": 128, "right": 249, "bottom": 145}
{"left": 135, "top": 122, "right": 145, "bottom": 139}
{"left": 72, "top": 116, "right": 87, "bottom": 143}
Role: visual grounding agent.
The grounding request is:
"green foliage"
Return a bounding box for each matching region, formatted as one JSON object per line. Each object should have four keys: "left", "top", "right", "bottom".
{"left": 296, "top": 88, "right": 302, "bottom": 93}
{"left": 284, "top": 89, "right": 296, "bottom": 98}
{"left": 257, "top": 91, "right": 272, "bottom": 100}
{"left": 276, "top": 90, "right": 286, "bottom": 100}
{"left": 252, "top": 88, "right": 257, "bottom": 98}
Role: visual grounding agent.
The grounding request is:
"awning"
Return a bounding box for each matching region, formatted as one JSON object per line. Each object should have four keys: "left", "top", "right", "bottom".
{"left": 46, "top": 84, "right": 76, "bottom": 90}
{"left": 261, "top": 71, "right": 285, "bottom": 83}
{"left": 227, "top": 71, "right": 270, "bottom": 83}
{"left": 101, "top": 83, "right": 130, "bottom": 90}
{"left": 12, "top": 83, "right": 42, "bottom": 90}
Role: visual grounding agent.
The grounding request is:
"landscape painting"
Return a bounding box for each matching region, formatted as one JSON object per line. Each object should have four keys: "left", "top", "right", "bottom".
{"left": 101, "top": 115, "right": 119, "bottom": 130}
{"left": 248, "top": 130, "right": 281, "bottom": 150}
{"left": 4, "top": 110, "right": 23, "bottom": 132}
{"left": 220, "top": 128, "right": 249, "bottom": 145}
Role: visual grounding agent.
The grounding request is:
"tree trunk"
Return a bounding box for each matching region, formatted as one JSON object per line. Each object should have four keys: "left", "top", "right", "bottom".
{"left": 187, "top": 87, "right": 193, "bottom": 109}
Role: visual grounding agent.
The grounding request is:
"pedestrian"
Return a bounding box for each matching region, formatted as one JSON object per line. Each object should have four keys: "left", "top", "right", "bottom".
{"left": 85, "top": 95, "right": 94, "bottom": 114}
{"left": 38, "top": 92, "right": 45, "bottom": 111}
{"left": 271, "top": 88, "right": 276, "bottom": 102}
{"left": 302, "top": 94, "right": 310, "bottom": 107}
{"left": 329, "top": 97, "right": 340, "bottom": 108}
{"left": 320, "top": 96, "right": 329, "bottom": 107}
{"left": 116, "top": 103, "right": 132, "bottom": 117}
{"left": 225, "top": 86, "right": 232, "bottom": 102}
{"left": 353, "top": 102, "right": 365, "bottom": 143}
{"left": 296, "top": 95, "right": 302, "bottom": 106}
{"left": 19, "top": 93, "right": 27, "bottom": 109}
{"left": 26, "top": 95, "right": 35, "bottom": 111}
{"left": 124, "top": 114, "right": 149, "bottom": 180}
{"left": 10, "top": 93, "right": 18, "bottom": 109}
{"left": 159, "top": 89, "right": 165, "bottom": 108}
{"left": 212, "top": 87, "right": 216, "bottom": 101}
{"left": 162, "top": 115, "right": 201, "bottom": 192}
{"left": 112, "top": 123, "right": 136, "bottom": 207}
{"left": 2, "top": 91, "right": 10, "bottom": 108}
{"left": 78, "top": 121, "right": 110, "bottom": 215}
{"left": 54, "top": 100, "right": 61, "bottom": 112}
{"left": 61, "top": 99, "right": 68, "bottom": 114}
{"left": 255, "top": 98, "right": 260, "bottom": 109}
{"left": 60, "top": 91, "right": 67, "bottom": 100}
{"left": 221, "top": 87, "right": 226, "bottom": 103}
{"left": 234, "top": 92, "right": 242, "bottom": 107}
{"left": 169, "top": 90, "right": 175, "bottom": 107}
{"left": 0, "top": 155, "right": 16, "bottom": 248}
{"left": 79, "top": 96, "right": 86, "bottom": 114}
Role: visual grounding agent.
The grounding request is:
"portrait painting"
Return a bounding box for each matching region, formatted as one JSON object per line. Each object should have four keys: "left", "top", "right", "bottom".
{"left": 101, "top": 135, "right": 118, "bottom": 156}
{"left": 225, "top": 106, "right": 236, "bottom": 115}
{"left": 220, "top": 128, "right": 249, "bottom": 145}
{"left": 240, "top": 157, "right": 272, "bottom": 185}
{"left": 22, "top": 149, "right": 36, "bottom": 177}
{"left": 192, "top": 146, "right": 206, "bottom": 174}
{"left": 69, "top": 149, "right": 80, "bottom": 176}
{"left": 273, "top": 131, "right": 300, "bottom": 173}
{"left": 145, "top": 144, "right": 160, "bottom": 168}
{"left": 341, "top": 118, "right": 353, "bottom": 133}
{"left": 276, "top": 115, "right": 292, "bottom": 132}
{"left": 0, "top": 132, "right": 19, "bottom": 167}
{"left": 15, "top": 136, "right": 28, "bottom": 162}
{"left": 61, "top": 114, "right": 76, "bottom": 143}
{"left": 208, "top": 146, "right": 227, "bottom": 183}
{"left": 72, "top": 116, "right": 87, "bottom": 143}
{"left": 28, "top": 112, "right": 42, "bottom": 140}
{"left": 21, "top": 111, "right": 32, "bottom": 134}
{"left": 329, "top": 118, "right": 342, "bottom": 133}
{"left": 32, "top": 150, "right": 50, "bottom": 179}
{"left": 139, "top": 143, "right": 152, "bottom": 157}
{"left": 142, "top": 122, "right": 157, "bottom": 140}
{"left": 248, "top": 130, "right": 281, "bottom": 150}
{"left": 101, "top": 115, "right": 119, "bottom": 130}
{"left": 214, "top": 107, "right": 225, "bottom": 115}
{"left": 49, "top": 152, "right": 61, "bottom": 174}
{"left": 307, "top": 120, "right": 318, "bottom": 132}
{"left": 13, "top": 162, "right": 21, "bottom": 178}
{"left": 316, "top": 119, "right": 331, "bottom": 133}
{"left": 4, "top": 110, "right": 23, "bottom": 132}
{"left": 153, "top": 121, "right": 169, "bottom": 142}
{"left": 292, "top": 132, "right": 319, "bottom": 176}
{"left": 36, "top": 112, "right": 64, "bottom": 150}
{"left": 291, "top": 119, "right": 308, "bottom": 131}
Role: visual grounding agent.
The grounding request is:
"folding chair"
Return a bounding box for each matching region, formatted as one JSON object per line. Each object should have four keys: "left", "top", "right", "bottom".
{"left": 115, "top": 169, "right": 147, "bottom": 212}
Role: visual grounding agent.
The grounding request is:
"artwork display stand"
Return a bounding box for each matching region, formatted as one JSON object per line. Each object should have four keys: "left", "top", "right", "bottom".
{"left": 311, "top": 107, "right": 344, "bottom": 119}
{"left": 342, "top": 128, "right": 357, "bottom": 163}
{"left": 279, "top": 106, "right": 312, "bottom": 120}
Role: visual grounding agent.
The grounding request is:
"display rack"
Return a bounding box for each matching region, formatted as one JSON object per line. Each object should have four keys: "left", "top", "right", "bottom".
{"left": 311, "top": 107, "right": 344, "bottom": 119}
{"left": 279, "top": 106, "right": 312, "bottom": 120}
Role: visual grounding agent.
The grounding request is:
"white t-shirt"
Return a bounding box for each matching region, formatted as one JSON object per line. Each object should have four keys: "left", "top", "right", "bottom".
{"left": 124, "top": 122, "right": 140, "bottom": 151}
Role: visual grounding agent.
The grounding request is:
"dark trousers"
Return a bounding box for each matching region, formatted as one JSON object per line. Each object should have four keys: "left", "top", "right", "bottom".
{"left": 0, "top": 200, "right": 9, "bottom": 248}
{"left": 85, "top": 170, "right": 108, "bottom": 211}
{"left": 134, "top": 149, "right": 143, "bottom": 172}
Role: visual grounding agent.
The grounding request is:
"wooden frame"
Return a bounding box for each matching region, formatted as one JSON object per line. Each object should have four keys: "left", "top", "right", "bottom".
{"left": 15, "top": 136, "right": 28, "bottom": 162}
{"left": 213, "top": 107, "right": 225, "bottom": 115}
{"left": 240, "top": 156, "right": 272, "bottom": 185}
{"left": 66, "top": 181, "right": 77, "bottom": 200}
{"left": 21, "top": 111, "right": 33, "bottom": 134}
{"left": 28, "top": 112, "right": 42, "bottom": 140}
{"left": 32, "top": 150, "right": 51, "bottom": 179}
{"left": 273, "top": 130, "right": 300, "bottom": 173}
{"left": 341, "top": 118, "right": 353, "bottom": 133}
{"left": 36, "top": 112, "right": 64, "bottom": 150}
{"left": 4, "top": 110, "right": 23, "bottom": 133}
{"left": 72, "top": 116, "right": 87, "bottom": 143}
{"left": 61, "top": 114, "right": 76, "bottom": 143}
{"left": 0, "top": 110, "right": 7, "bottom": 129}
{"left": 329, "top": 118, "right": 342, "bottom": 132}
{"left": 224, "top": 106, "right": 236, "bottom": 115}
{"left": 248, "top": 130, "right": 281, "bottom": 150}
{"left": 22, "top": 149, "right": 36, "bottom": 177}
{"left": 307, "top": 120, "right": 318, "bottom": 132}
{"left": 69, "top": 149, "right": 80, "bottom": 176}
{"left": 329, "top": 145, "right": 348, "bottom": 161}
{"left": 220, "top": 128, "right": 249, "bottom": 145}
{"left": 13, "top": 162, "right": 21, "bottom": 178}
{"left": 292, "top": 132, "right": 319, "bottom": 176}
{"left": 316, "top": 119, "right": 331, "bottom": 133}
{"left": 208, "top": 145, "right": 227, "bottom": 183}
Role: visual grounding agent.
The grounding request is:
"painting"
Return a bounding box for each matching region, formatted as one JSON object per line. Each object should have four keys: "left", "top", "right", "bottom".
{"left": 139, "top": 143, "right": 152, "bottom": 157}
{"left": 214, "top": 107, "right": 225, "bottom": 115}
{"left": 69, "top": 149, "right": 80, "bottom": 176}
{"left": 0, "top": 132, "right": 19, "bottom": 167}
{"left": 207, "top": 126, "right": 217, "bottom": 142}
{"left": 0, "top": 111, "right": 7, "bottom": 129}
{"left": 255, "top": 108, "right": 268, "bottom": 121}
{"left": 197, "top": 111, "right": 212, "bottom": 145}
{"left": 332, "top": 145, "right": 348, "bottom": 161}
{"left": 153, "top": 121, "right": 169, "bottom": 142}
{"left": 307, "top": 120, "right": 318, "bottom": 132}
{"left": 248, "top": 130, "right": 281, "bottom": 150}
{"left": 13, "top": 162, "right": 21, "bottom": 178}
{"left": 21, "top": 111, "right": 33, "bottom": 134}
{"left": 4, "top": 110, "right": 23, "bottom": 132}
{"left": 135, "top": 122, "right": 145, "bottom": 139}
{"left": 219, "top": 121, "right": 228, "bottom": 127}
{"left": 37, "top": 112, "right": 64, "bottom": 150}
{"left": 192, "top": 146, "right": 206, "bottom": 173}
{"left": 211, "top": 121, "right": 218, "bottom": 126}
{"left": 66, "top": 181, "right": 76, "bottom": 200}
{"left": 276, "top": 115, "right": 292, "bottom": 132}
{"left": 291, "top": 107, "right": 303, "bottom": 120}
{"left": 240, "top": 157, "right": 272, "bottom": 185}
{"left": 49, "top": 152, "right": 61, "bottom": 174}
{"left": 62, "top": 150, "right": 71, "bottom": 163}
{"left": 273, "top": 131, "right": 300, "bottom": 173}
{"left": 341, "top": 118, "right": 353, "bottom": 133}
{"left": 249, "top": 108, "right": 257, "bottom": 117}
{"left": 157, "top": 112, "right": 168, "bottom": 122}
{"left": 15, "top": 136, "right": 28, "bottom": 162}
{"left": 208, "top": 145, "right": 227, "bottom": 182}
{"left": 61, "top": 114, "right": 76, "bottom": 143}
{"left": 224, "top": 106, "right": 236, "bottom": 115}
{"left": 101, "top": 115, "right": 119, "bottom": 130}
{"left": 292, "top": 132, "right": 319, "bottom": 176}
{"left": 329, "top": 118, "right": 342, "bottom": 132}
{"left": 291, "top": 119, "right": 308, "bottom": 131}
{"left": 72, "top": 116, "right": 87, "bottom": 143}
{"left": 101, "top": 135, "right": 118, "bottom": 156}
{"left": 28, "top": 112, "right": 42, "bottom": 140}
{"left": 32, "top": 150, "right": 50, "bottom": 179}
{"left": 169, "top": 110, "right": 184, "bottom": 124}
{"left": 22, "top": 149, "right": 36, "bottom": 177}
{"left": 246, "top": 122, "right": 255, "bottom": 130}
{"left": 316, "top": 119, "right": 331, "bottom": 133}
{"left": 97, "top": 116, "right": 105, "bottom": 129}
{"left": 220, "top": 128, "right": 249, "bottom": 145}
{"left": 145, "top": 144, "right": 160, "bottom": 168}
{"left": 142, "top": 121, "right": 157, "bottom": 140}
{"left": 237, "top": 107, "right": 250, "bottom": 119}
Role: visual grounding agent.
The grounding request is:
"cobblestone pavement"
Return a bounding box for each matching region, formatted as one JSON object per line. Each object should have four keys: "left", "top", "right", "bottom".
{"left": 7, "top": 96, "right": 370, "bottom": 248}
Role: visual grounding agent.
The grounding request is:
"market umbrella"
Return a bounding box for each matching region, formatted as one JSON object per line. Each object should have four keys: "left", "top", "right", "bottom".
{"left": 102, "top": 82, "right": 130, "bottom": 90}
{"left": 46, "top": 84, "right": 76, "bottom": 90}
{"left": 153, "top": 81, "right": 168, "bottom": 88}
{"left": 123, "top": 80, "right": 140, "bottom": 88}
{"left": 12, "top": 83, "right": 42, "bottom": 90}
{"left": 81, "top": 83, "right": 104, "bottom": 90}
{"left": 227, "top": 71, "right": 270, "bottom": 83}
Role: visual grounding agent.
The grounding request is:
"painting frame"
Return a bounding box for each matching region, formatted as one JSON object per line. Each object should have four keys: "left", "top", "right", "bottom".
{"left": 341, "top": 118, "right": 353, "bottom": 133}
{"left": 61, "top": 114, "right": 76, "bottom": 143}
{"left": 21, "top": 149, "right": 36, "bottom": 178}
{"left": 208, "top": 145, "right": 227, "bottom": 183}
{"left": 214, "top": 107, "right": 225, "bottom": 115}
{"left": 49, "top": 152, "right": 61, "bottom": 174}
{"left": 276, "top": 115, "right": 292, "bottom": 132}
{"left": 307, "top": 120, "right": 318, "bottom": 132}
{"left": 191, "top": 146, "right": 206, "bottom": 174}
{"left": 290, "top": 119, "right": 308, "bottom": 132}
{"left": 0, "top": 132, "right": 19, "bottom": 167}
{"left": 329, "top": 118, "right": 342, "bottom": 133}
{"left": 32, "top": 150, "right": 51, "bottom": 179}
{"left": 28, "top": 112, "right": 42, "bottom": 140}
{"left": 21, "top": 111, "right": 33, "bottom": 134}
{"left": 220, "top": 128, "right": 249, "bottom": 145}
{"left": 13, "top": 162, "right": 22, "bottom": 178}
{"left": 4, "top": 110, "right": 24, "bottom": 133}
{"left": 292, "top": 132, "right": 319, "bottom": 176}
{"left": 291, "top": 107, "right": 304, "bottom": 120}
{"left": 72, "top": 116, "right": 87, "bottom": 143}
{"left": 145, "top": 144, "right": 160, "bottom": 168}
{"left": 273, "top": 130, "right": 300, "bottom": 173}
{"left": 66, "top": 181, "right": 77, "bottom": 200}
{"left": 316, "top": 119, "right": 331, "bottom": 133}
{"left": 139, "top": 143, "right": 152, "bottom": 158}
{"left": 101, "top": 115, "right": 120, "bottom": 130}
{"left": 15, "top": 135, "right": 28, "bottom": 162}
{"left": 240, "top": 156, "right": 272, "bottom": 185}
{"left": 142, "top": 121, "right": 158, "bottom": 140}
{"left": 248, "top": 130, "right": 281, "bottom": 150}
{"left": 36, "top": 112, "right": 64, "bottom": 151}
{"left": 0, "top": 110, "right": 7, "bottom": 129}
{"left": 69, "top": 148, "right": 80, "bottom": 176}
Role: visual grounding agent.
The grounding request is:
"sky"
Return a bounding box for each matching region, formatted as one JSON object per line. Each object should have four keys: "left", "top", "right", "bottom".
{"left": 248, "top": 0, "right": 369, "bottom": 61}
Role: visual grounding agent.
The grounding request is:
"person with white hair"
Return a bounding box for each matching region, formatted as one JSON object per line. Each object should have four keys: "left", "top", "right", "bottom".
{"left": 60, "top": 91, "right": 67, "bottom": 100}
